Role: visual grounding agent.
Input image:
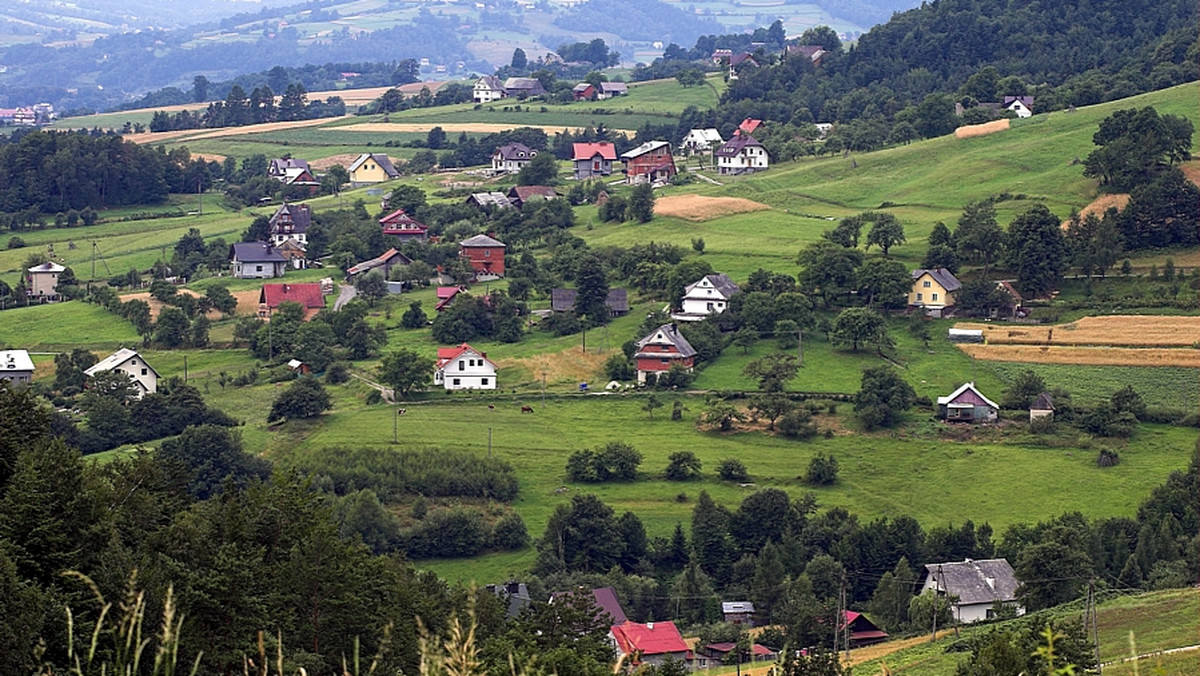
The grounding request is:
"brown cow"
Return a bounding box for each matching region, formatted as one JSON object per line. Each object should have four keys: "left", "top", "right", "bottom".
{"left": 521, "top": 405, "right": 534, "bottom": 413}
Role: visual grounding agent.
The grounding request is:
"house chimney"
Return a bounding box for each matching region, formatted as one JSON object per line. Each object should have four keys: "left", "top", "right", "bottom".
{"left": 646, "top": 622, "right": 654, "bottom": 630}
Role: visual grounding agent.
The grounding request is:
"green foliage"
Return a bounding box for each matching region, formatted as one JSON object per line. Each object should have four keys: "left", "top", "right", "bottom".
{"left": 1083, "top": 106, "right": 1194, "bottom": 191}
{"left": 492, "top": 511, "right": 530, "bottom": 550}
{"left": 378, "top": 348, "right": 434, "bottom": 398}
{"left": 288, "top": 446, "right": 519, "bottom": 502}
{"left": 717, "top": 458, "right": 749, "bottom": 482}
{"left": 566, "top": 442, "right": 643, "bottom": 482}
{"left": 664, "top": 450, "right": 702, "bottom": 481}
{"left": 1003, "top": 369, "right": 1047, "bottom": 409}
{"left": 604, "top": 353, "right": 634, "bottom": 381}
{"left": 628, "top": 183, "right": 655, "bottom": 223}
{"left": 516, "top": 152, "right": 560, "bottom": 186}
{"left": 701, "top": 400, "right": 745, "bottom": 432}
{"left": 854, "top": 366, "right": 917, "bottom": 430}
{"left": 156, "top": 424, "right": 270, "bottom": 500}
{"left": 744, "top": 353, "right": 799, "bottom": 392}
{"left": 537, "top": 493, "right": 627, "bottom": 574}
{"left": 751, "top": 392, "right": 796, "bottom": 431}
{"left": 805, "top": 454, "right": 839, "bottom": 485}
{"left": 267, "top": 377, "right": 332, "bottom": 422}
{"left": 831, "top": 306, "right": 893, "bottom": 352}
{"left": 1007, "top": 204, "right": 1069, "bottom": 298}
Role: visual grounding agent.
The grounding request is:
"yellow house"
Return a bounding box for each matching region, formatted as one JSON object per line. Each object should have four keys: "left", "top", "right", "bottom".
{"left": 910, "top": 268, "right": 961, "bottom": 316}
{"left": 348, "top": 153, "right": 399, "bottom": 186}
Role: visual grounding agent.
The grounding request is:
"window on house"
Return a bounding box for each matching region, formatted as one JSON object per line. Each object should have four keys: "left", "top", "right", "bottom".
{"left": 932, "top": 293, "right": 939, "bottom": 301}
{"left": 923, "top": 280, "right": 931, "bottom": 288}
{"left": 661, "top": 358, "right": 669, "bottom": 364}
{"left": 256, "top": 265, "right": 263, "bottom": 272}
{"left": 452, "top": 378, "right": 461, "bottom": 386}
{"left": 459, "top": 362, "right": 465, "bottom": 371}
{"left": 141, "top": 368, "right": 147, "bottom": 376}
{"left": 916, "top": 293, "right": 923, "bottom": 301}
{"left": 481, "top": 378, "right": 489, "bottom": 385}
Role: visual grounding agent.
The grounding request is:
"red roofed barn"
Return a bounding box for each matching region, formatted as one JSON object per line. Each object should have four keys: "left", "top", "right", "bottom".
{"left": 259, "top": 282, "right": 326, "bottom": 320}
{"left": 610, "top": 621, "right": 690, "bottom": 669}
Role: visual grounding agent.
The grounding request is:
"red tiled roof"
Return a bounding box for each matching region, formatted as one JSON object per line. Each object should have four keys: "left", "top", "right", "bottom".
{"left": 435, "top": 343, "right": 496, "bottom": 369}
{"left": 259, "top": 282, "right": 326, "bottom": 309}
{"left": 379, "top": 208, "right": 428, "bottom": 233}
{"left": 611, "top": 622, "right": 689, "bottom": 658}
{"left": 737, "top": 118, "right": 762, "bottom": 135}
{"left": 573, "top": 142, "right": 617, "bottom": 161}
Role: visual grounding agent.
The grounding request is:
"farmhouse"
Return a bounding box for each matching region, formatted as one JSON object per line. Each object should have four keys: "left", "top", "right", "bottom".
{"left": 268, "top": 203, "right": 311, "bottom": 248}
{"left": 434, "top": 343, "right": 497, "bottom": 390}
{"left": 466, "top": 192, "right": 515, "bottom": 210}
{"left": 473, "top": 75, "right": 506, "bottom": 103}
{"left": 909, "top": 268, "right": 961, "bottom": 316}
{"left": 786, "top": 44, "right": 827, "bottom": 65}
{"left": 268, "top": 158, "right": 310, "bottom": 178}
{"left": 1002, "top": 96, "right": 1035, "bottom": 117}
{"left": 379, "top": 209, "right": 429, "bottom": 241}
{"left": 701, "top": 643, "right": 777, "bottom": 664}
{"left": 610, "top": 622, "right": 691, "bottom": 670}
{"left": 572, "top": 142, "right": 617, "bottom": 180}
{"left": 1030, "top": 392, "right": 1055, "bottom": 422}
{"left": 459, "top": 234, "right": 506, "bottom": 278}
{"left": 492, "top": 142, "right": 538, "bottom": 174}
{"left": 714, "top": 133, "right": 769, "bottom": 175}
{"left": 680, "top": 128, "right": 723, "bottom": 155}
{"left": 85, "top": 348, "right": 159, "bottom": 398}
{"left": 728, "top": 53, "right": 758, "bottom": 79}
{"left": 275, "top": 239, "right": 307, "bottom": 270}
{"left": 841, "top": 611, "right": 889, "bottom": 647}
{"left": 258, "top": 282, "right": 326, "bottom": 320}
{"left": 346, "top": 248, "right": 412, "bottom": 279}
{"left": 921, "top": 558, "right": 1024, "bottom": 624}
{"left": 597, "top": 82, "right": 627, "bottom": 99}
{"left": 506, "top": 185, "right": 558, "bottom": 208}
{"left": 621, "top": 140, "right": 676, "bottom": 185}
{"left": 549, "top": 586, "right": 628, "bottom": 625}
{"left": 0, "top": 350, "right": 35, "bottom": 385}
{"left": 572, "top": 83, "right": 596, "bottom": 101}
{"left": 348, "top": 153, "right": 399, "bottom": 185}
{"left": 486, "top": 582, "right": 530, "bottom": 619}
{"left": 634, "top": 323, "right": 696, "bottom": 384}
{"left": 503, "top": 77, "right": 546, "bottom": 98}
{"left": 27, "top": 261, "right": 65, "bottom": 299}
{"left": 230, "top": 242, "right": 287, "bottom": 279}
{"left": 673, "top": 273, "right": 740, "bottom": 321}
{"left": 550, "top": 288, "right": 629, "bottom": 317}
{"left": 937, "top": 382, "right": 999, "bottom": 422}
{"left": 721, "top": 601, "right": 755, "bottom": 625}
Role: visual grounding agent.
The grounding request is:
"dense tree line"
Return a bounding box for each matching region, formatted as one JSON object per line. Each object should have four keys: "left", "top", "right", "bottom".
{"left": 148, "top": 83, "right": 346, "bottom": 132}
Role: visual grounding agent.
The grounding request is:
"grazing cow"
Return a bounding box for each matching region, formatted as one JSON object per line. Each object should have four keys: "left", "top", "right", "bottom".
{"left": 488, "top": 404, "right": 495, "bottom": 411}
{"left": 521, "top": 405, "right": 534, "bottom": 413}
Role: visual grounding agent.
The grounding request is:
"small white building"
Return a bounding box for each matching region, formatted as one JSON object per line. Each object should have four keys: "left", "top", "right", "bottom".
{"left": 714, "top": 133, "right": 769, "bottom": 175}
{"left": 473, "top": 75, "right": 506, "bottom": 103}
{"left": 434, "top": 343, "right": 497, "bottom": 390}
{"left": 0, "top": 350, "right": 35, "bottom": 385}
{"left": 1002, "top": 96, "right": 1034, "bottom": 118}
{"left": 921, "top": 558, "right": 1024, "bottom": 624}
{"left": 27, "top": 261, "right": 65, "bottom": 298}
{"left": 84, "top": 348, "right": 159, "bottom": 398}
{"left": 672, "top": 273, "right": 740, "bottom": 321}
{"left": 491, "top": 143, "right": 538, "bottom": 174}
{"left": 680, "top": 128, "right": 723, "bottom": 155}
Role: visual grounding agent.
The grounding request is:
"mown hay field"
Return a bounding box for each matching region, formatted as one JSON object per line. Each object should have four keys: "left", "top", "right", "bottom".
{"left": 956, "top": 315, "right": 1200, "bottom": 347}
{"left": 653, "top": 195, "right": 771, "bottom": 222}
{"left": 959, "top": 344, "right": 1200, "bottom": 368}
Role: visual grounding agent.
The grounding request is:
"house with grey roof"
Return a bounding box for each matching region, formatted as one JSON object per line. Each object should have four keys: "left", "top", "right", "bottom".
{"left": 230, "top": 242, "right": 288, "bottom": 279}
{"left": 85, "top": 348, "right": 159, "bottom": 398}
{"left": 597, "top": 82, "right": 627, "bottom": 99}
{"left": 721, "top": 601, "right": 755, "bottom": 625}
{"left": 1030, "top": 392, "right": 1055, "bottom": 422}
{"left": 634, "top": 323, "right": 697, "bottom": 384}
{"left": 503, "top": 77, "right": 546, "bottom": 98}
{"left": 909, "top": 268, "right": 962, "bottom": 316}
{"left": 473, "top": 75, "right": 506, "bottom": 103}
{"left": 920, "top": 558, "right": 1024, "bottom": 624}
{"left": 715, "top": 133, "right": 769, "bottom": 175}
{"left": 550, "top": 288, "right": 629, "bottom": 317}
{"left": 268, "top": 203, "right": 312, "bottom": 249}
{"left": 0, "top": 350, "right": 35, "bottom": 386}
{"left": 673, "top": 273, "right": 740, "bottom": 321}
{"left": 491, "top": 142, "right": 538, "bottom": 174}
{"left": 465, "top": 192, "right": 514, "bottom": 210}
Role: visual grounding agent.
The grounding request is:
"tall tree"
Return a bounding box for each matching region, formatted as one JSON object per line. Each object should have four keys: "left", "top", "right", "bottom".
{"left": 378, "top": 349, "right": 434, "bottom": 398}
{"left": 955, "top": 201, "right": 1005, "bottom": 277}
{"left": 1006, "top": 204, "right": 1068, "bottom": 298}
{"left": 573, "top": 253, "right": 611, "bottom": 325}
{"left": 691, "top": 490, "right": 734, "bottom": 585}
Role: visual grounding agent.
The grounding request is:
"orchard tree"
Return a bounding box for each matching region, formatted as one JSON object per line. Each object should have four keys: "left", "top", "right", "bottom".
{"left": 855, "top": 258, "right": 910, "bottom": 309}
{"left": 831, "top": 307, "right": 892, "bottom": 352}
{"left": 865, "top": 213, "right": 906, "bottom": 256}
{"left": 268, "top": 378, "right": 332, "bottom": 422}
{"left": 378, "top": 348, "right": 434, "bottom": 399}
{"left": 853, "top": 366, "right": 916, "bottom": 429}
{"left": 798, "top": 241, "right": 863, "bottom": 307}
{"left": 955, "top": 201, "right": 1005, "bottom": 277}
{"left": 516, "top": 152, "right": 560, "bottom": 186}
{"left": 743, "top": 354, "right": 799, "bottom": 392}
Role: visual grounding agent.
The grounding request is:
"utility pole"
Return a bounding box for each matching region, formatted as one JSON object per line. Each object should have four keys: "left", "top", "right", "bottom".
{"left": 797, "top": 328, "right": 803, "bottom": 364}
{"left": 842, "top": 575, "right": 850, "bottom": 661}
{"left": 932, "top": 564, "right": 942, "bottom": 641}
{"left": 541, "top": 372, "right": 546, "bottom": 408}
{"left": 1085, "top": 579, "right": 1101, "bottom": 673}
{"left": 183, "top": 355, "right": 188, "bottom": 382}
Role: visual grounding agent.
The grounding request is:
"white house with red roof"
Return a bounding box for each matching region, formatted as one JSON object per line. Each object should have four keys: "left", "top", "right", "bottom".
{"left": 610, "top": 621, "right": 692, "bottom": 670}
{"left": 572, "top": 142, "right": 617, "bottom": 180}
{"left": 435, "top": 344, "right": 497, "bottom": 390}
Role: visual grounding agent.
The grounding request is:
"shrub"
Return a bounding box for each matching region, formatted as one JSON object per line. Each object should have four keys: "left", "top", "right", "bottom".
{"left": 604, "top": 353, "right": 634, "bottom": 381}
{"left": 492, "top": 511, "right": 530, "bottom": 550}
{"left": 539, "top": 311, "right": 581, "bottom": 336}
{"left": 407, "top": 507, "right": 489, "bottom": 558}
{"left": 325, "top": 361, "right": 350, "bottom": 384}
{"left": 664, "top": 451, "right": 702, "bottom": 481}
{"left": 290, "top": 447, "right": 519, "bottom": 502}
{"left": 806, "top": 454, "right": 839, "bottom": 485}
{"left": 1097, "top": 449, "right": 1121, "bottom": 467}
{"left": 778, "top": 408, "right": 818, "bottom": 439}
{"left": 717, "top": 458, "right": 749, "bottom": 482}
{"left": 566, "top": 442, "right": 642, "bottom": 482}
{"left": 267, "top": 378, "right": 332, "bottom": 422}
{"left": 365, "top": 389, "right": 382, "bottom": 405}
{"left": 1029, "top": 415, "right": 1055, "bottom": 434}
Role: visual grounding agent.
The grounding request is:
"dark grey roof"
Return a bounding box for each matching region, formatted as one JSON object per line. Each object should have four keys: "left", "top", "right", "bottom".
{"left": 269, "top": 203, "right": 312, "bottom": 234}
{"left": 1032, "top": 392, "right": 1055, "bottom": 411}
{"left": 923, "top": 559, "right": 1020, "bottom": 605}
{"left": 269, "top": 158, "right": 310, "bottom": 175}
{"left": 635, "top": 323, "right": 697, "bottom": 358}
{"left": 912, "top": 268, "right": 962, "bottom": 292}
{"left": 231, "top": 241, "right": 286, "bottom": 263}
{"left": 477, "top": 75, "right": 504, "bottom": 90}
{"left": 486, "top": 582, "right": 531, "bottom": 619}
{"left": 599, "top": 82, "right": 628, "bottom": 94}
{"left": 685, "top": 273, "right": 740, "bottom": 300}
{"left": 495, "top": 142, "right": 537, "bottom": 161}
{"left": 460, "top": 233, "right": 506, "bottom": 248}
{"left": 503, "top": 77, "right": 546, "bottom": 95}
{"left": 550, "top": 287, "right": 629, "bottom": 313}
{"left": 714, "top": 133, "right": 763, "bottom": 158}
{"left": 550, "top": 586, "right": 629, "bottom": 625}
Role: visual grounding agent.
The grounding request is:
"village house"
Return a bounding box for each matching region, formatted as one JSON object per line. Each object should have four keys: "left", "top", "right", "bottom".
{"left": 0, "top": 350, "right": 35, "bottom": 386}
{"left": 27, "top": 261, "right": 65, "bottom": 299}
{"left": 435, "top": 286, "right": 466, "bottom": 312}
{"left": 921, "top": 558, "right": 1024, "bottom": 624}
{"left": 550, "top": 288, "right": 629, "bottom": 317}
{"left": 267, "top": 203, "right": 311, "bottom": 248}
{"left": 673, "top": 273, "right": 740, "bottom": 321}
{"left": 346, "top": 248, "right": 412, "bottom": 280}
{"left": 572, "top": 82, "right": 596, "bottom": 101}
{"left": 503, "top": 77, "right": 546, "bottom": 98}
{"left": 610, "top": 622, "right": 692, "bottom": 670}
{"left": 721, "top": 601, "right": 755, "bottom": 625}
{"left": 597, "top": 82, "right": 627, "bottom": 99}
{"left": 710, "top": 48, "right": 733, "bottom": 64}
{"left": 230, "top": 242, "right": 287, "bottom": 279}
{"left": 700, "top": 643, "right": 777, "bottom": 664}
{"left": 492, "top": 142, "right": 538, "bottom": 174}
{"left": 572, "top": 142, "right": 617, "bottom": 180}
{"left": 937, "top": 382, "right": 999, "bottom": 423}
{"left": 841, "top": 611, "right": 889, "bottom": 647}
{"left": 680, "top": 128, "right": 723, "bottom": 155}
{"left": 909, "top": 268, "right": 961, "bottom": 316}
{"left": 84, "top": 348, "right": 159, "bottom": 398}
{"left": 549, "top": 586, "right": 628, "bottom": 625}
{"left": 275, "top": 239, "right": 307, "bottom": 270}
{"left": 348, "top": 153, "right": 399, "bottom": 186}
{"left": 434, "top": 343, "right": 497, "bottom": 390}
{"left": 465, "top": 192, "right": 515, "bottom": 210}
{"left": 786, "top": 44, "right": 827, "bottom": 66}
{"left": 485, "top": 582, "right": 531, "bottom": 619}
{"left": 714, "top": 133, "right": 769, "bottom": 175}
{"left": 506, "top": 185, "right": 558, "bottom": 208}
{"left": 634, "top": 323, "right": 697, "bottom": 384}
{"left": 286, "top": 359, "right": 312, "bottom": 376}
{"left": 1030, "top": 392, "right": 1055, "bottom": 422}
{"left": 379, "top": 209, "right": 429, "bottom": 241}
{"left": 258, "top": 282, "right": 326, "bottom": 320}
{"left": 621, "top": 140, "right": 676, "bottom": 185}
{"left": 1002, "top": 96, "right": 1035, "bottom": 117}
{"left": 459, "top": 234, "right": 506, "bottom": 278}
{"left": 728, "top": 53, "right": 758, "bottom": 79}
{"left": 473, "top": 75, "right": 506, "bottom": 103}
{"left": 268, "top": 158, "right": 310, "bottom": 179}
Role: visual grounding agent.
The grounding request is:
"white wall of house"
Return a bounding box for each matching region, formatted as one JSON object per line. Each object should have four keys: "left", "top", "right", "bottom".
{"left": 435, "top": 353, "right": 497, "bottom": 390}
{"left": 473, "top": 82, "right": 505, "bottom": 103}
{"left": 681, "top": 280, "right": 730, "bottom": 316}
{"left": 919, "top": 578, "right": 1023, "bottom": 624}
{"left": 717, "top": 147, "right": 769, "bottom": 174}
{"left": 233, "top": 260, "right": 284, "bottom": 279}
{"left": 271, "top": 232, "right": 307, "bottom": 247}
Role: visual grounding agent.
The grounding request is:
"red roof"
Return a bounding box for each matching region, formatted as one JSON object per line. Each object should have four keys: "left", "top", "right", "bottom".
{"left": 705, "top": 643, "right": 776, "bottom": 657}
{"left": 435, "top": 343, "right": 496, "bottom": 370}
{"left": 737, "top": 118, "right": 762, "bottom": 135}
{"left": 573, "top": 142, "right": 617, "bottom": 161}
{"left": 259, "top": 282, "right": 326, "bottom": 309}
{"left": 435, "top": 286, "right": 465, "bottom": 311}
{"left": 379, "top": 208, "right": 428, "bottom": 234}
{"left": 611, "top": 622, "right": 689, "bottom": 659}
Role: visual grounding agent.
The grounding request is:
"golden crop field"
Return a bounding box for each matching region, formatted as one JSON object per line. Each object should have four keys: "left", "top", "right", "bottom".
{"left": 959, "top": 344, "right": 1200, "bottom": 368}
{"left": 955, "top": 315, "right": 1200, "bottom": 347}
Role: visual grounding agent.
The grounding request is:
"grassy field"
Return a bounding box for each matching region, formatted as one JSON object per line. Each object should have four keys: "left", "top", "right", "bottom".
{"left": 0, "top": 301, "right": 140, "bottom": 349}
